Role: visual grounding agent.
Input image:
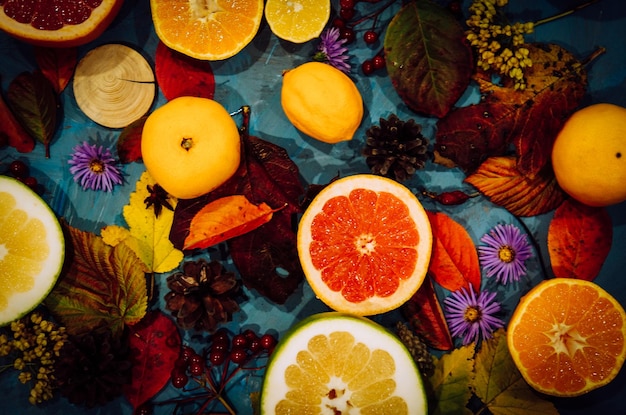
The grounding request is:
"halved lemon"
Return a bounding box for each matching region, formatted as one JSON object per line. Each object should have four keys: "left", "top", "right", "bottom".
{"left": 0, "top": 175, "right": 65, "bottom": 326}
{"left": 260, "top": 312, "right": 427, "bottom": 414}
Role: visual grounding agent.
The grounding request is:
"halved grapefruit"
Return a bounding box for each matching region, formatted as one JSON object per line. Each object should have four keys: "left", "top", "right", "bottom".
{"left": 0, "top": 0, "right": 124, "bottom": 47}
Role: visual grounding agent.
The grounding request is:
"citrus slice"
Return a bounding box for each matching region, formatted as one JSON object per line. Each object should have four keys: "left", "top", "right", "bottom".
{"left": 265, "top": 0, "right": 330, "bottom": 43}
{"left": 507, "top": 278, "right": 626, "bottom": 397}
{"left": 0, "top": 175, "right": 65, "bottom": 327}
{"left": 150, "top": 0, "right": 264, "bottom": 60}
{"left": 297, "top": 174, "right": 432, "bottom": 316}
{"left": 0, "top": 0, "right": 123, "bottom": 47}
{"left": 260, "top": 312, "right": 427, "bottom": 415}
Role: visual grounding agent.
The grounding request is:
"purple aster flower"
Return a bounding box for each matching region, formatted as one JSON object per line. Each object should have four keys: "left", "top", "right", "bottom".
{"left": 444, "top": 288, "right": 504, "bottom": 346}
{"left": 478, "top": 224, "right": 533, "bottom": 284}
{"left": 68, "top": 142, "right": 123, "bottom": 192}
{"left": 313, "top": 27, "right": 351, "bottom": 73}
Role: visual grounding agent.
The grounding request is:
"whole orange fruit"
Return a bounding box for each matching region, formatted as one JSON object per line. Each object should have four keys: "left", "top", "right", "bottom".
{"left": 141, "top": 97, "right": 240, "bottom": 199}
{"left": 0, "top": 0, "right": 123, "bottom": 47}
{"left": 297, "top": 174, "right": 432, "bottom": 316}
{"left": 551, "top": 103, "right": 626, "bottom": 206}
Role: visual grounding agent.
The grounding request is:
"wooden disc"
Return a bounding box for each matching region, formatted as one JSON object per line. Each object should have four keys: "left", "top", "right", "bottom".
{"left": 73, "top": 43, "right": 155, "bottom": 128}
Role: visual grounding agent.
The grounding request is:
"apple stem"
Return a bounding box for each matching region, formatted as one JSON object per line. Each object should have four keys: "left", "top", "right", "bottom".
{"left": 181, "top": 137, "right": 193, "bottom": 151}
{"left": 239, "top": 105, "right": 251, "bottom": 140}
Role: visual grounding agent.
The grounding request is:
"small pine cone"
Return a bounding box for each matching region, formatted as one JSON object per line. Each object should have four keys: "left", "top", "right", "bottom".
{"left": 362, "top": 114, "right": 430, "bottom": 182}
{"left": 165, "top": 259, "right": 240, "bottom": 333}
{"left": 54, "top": 326, "right": 132, "bottom": 408}
{"left": 396, "top": 321, "right": 435, "bottom": 378}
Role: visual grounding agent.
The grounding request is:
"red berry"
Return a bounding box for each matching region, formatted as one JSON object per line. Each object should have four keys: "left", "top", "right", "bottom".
{"left": 189, "top": 361, "right": 204, "bottom": 376}
{"left": 135, "top": 402, "right": 153, "bottom": 415}
{"left": 340, "top": 28, "right": 356, "bottom": 44}
{"left": 339, "top": 0, "right": 356, "bottom": 9}
{"left": 230, "top": 347, "right": 248, "bottom": 364}
{"left": 249, "top": 338, "right": 261, "bottom": 353}
{"left": 171, "top": 369, "right": 188, "bottom": 388}
{"left": 209, "top": 350, "right": 227, "bottom": 366}
{"left": 190, "top": 353, "right": 203, "bottom": 365}
{"left": 363, "top": 30, "right": 378, "bottom": 44}
{"left": 332, "top": 17, "right": 347, "bottom": 29}
{"left": 372, "top": 55, "right": 386, "bottom": 70}
{"left": 361, "top": 59, "right": 375, "bottom": 75}
{"left": 21, "top": 176, "right": 38, "bottom": 190}
{"left": 9, "top": 160, "right": 29, "bottom": 178}
{"left": 181, "top": 346, "right": 194, "bottom": 362}
{"left": 260, "top": 334, "right": 277, "bottom": 350}
{"left": 232, "top": 333, "right": 249, "bottom": 349}
{"left": 339, "top": 7, "right": 355, "bottom": 20}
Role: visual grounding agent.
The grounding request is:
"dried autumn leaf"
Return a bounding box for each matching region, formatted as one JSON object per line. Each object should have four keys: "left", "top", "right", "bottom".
{"left": 0, "top": 84, "right": 34, "bottom": 153}
{"left": 117, "top": 116, "right": 146, "bottom": 163}
{"left": 7, "top": 71, "right": 58, "bottom": 158}
{"left": 426, "top": 211, "right": 481, "bottom": 293}
{"left": 472, "top": 329, "right": 559, "bottom": 415}
{"left": 384, "top": 0, "right": 473, "bottom": 118}
{"left": 547, "top": 199, "right": 612, "bottom": 280}
{"left": 428, "top": 343, "right": 475, "bottom": 415}
{"left": 102, "top": 171, "right": 183, "bottom": 274}
{"left": 401, "top": 276, "right": 453, "bottom": 351}
{"left": 184, "top": 195, "right": 281, "bottom": 250}
{"left": 124, "top": 311, "right": 181, "bottom": 409}
{"left": 45, "top": 224, "right": 148, "bottom": 337}
{"left": 155, "top": 41, "right": 215, "bottom": 101}
{"left": 34, "top": 46, "right": 77, "bottom": 94}
{"left": 465, "top": 156, "right": 567, "bottom": 217}
{"left": 435, "top": 43, "right": 588, "bottom": 175}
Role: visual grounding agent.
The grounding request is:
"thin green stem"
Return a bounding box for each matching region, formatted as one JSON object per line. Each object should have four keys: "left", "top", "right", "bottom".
{"left": 535, "top": 0, "right": 599, "bottom": 26}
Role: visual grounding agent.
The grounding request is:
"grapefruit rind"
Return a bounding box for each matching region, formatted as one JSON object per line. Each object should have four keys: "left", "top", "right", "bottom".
{"left": 507, "top": 278, "right": 626, "bottom": 397}
{"left": 297, "top": 174, "right": 432, "bottom": 316}
{"left": 0, "top": 176, "right": 65, "bottom": 327}
{"left": 260, "top": 312, "right": 427, "bottom": 415}
{"left": 0, "top": 0, "right": 123, "bottom": 47}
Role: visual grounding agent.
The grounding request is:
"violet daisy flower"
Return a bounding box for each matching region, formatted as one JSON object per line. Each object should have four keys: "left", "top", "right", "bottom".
{"left": 313, "top": 27, "right": 351, "bottom": 73}
{"left": 68, "top": 142, "right": 123, "bottom": 192}
{"left": 478, "top": 224, "right": 533, "bottom": 284}
{"left": 444, "top": 288, "right": 504, "bottom": 346}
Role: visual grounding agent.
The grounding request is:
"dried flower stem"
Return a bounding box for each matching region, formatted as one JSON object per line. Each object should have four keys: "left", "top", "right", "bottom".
{"left": 534, "top": 0, "right": 599, "bottom": 27}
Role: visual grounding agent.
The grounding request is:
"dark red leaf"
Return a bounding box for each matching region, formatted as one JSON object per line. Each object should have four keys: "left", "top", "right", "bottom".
{"left": 117, "top": 115, "right": 146, "bottom": 163}
{"left": 401, "top": 276, "right": 453, "bottom": 350}
{"left": 547, "top": 199, "right": 612, "bottom": 281}
{"left": 0, "top": 84, "right": 35, "bottom": 153}
{"left": 34, "top": 46, "right": 77, "bottom": 94}
{"left": 124, "top": 311, "right": 181, "bottom": 409}
{"left": 155, "top": 41, "right": 215, "bottom": 101}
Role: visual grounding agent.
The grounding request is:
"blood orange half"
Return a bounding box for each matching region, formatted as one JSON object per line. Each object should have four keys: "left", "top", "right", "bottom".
{"left": 297, "top": 174, "right": 432, "bottom": 316}
{"left": 0, "top": 0, "right": 123, "bottom": 47}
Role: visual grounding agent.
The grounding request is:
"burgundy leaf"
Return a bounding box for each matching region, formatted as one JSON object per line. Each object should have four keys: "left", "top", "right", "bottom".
{"left": 155, "top": 41, "right": 215, "bottom": 101}
{"left": 117, "top": 115, "right": 146, "bottom": 163}
{"left": 34, "top": 46, "right": 78, "bottom": 94}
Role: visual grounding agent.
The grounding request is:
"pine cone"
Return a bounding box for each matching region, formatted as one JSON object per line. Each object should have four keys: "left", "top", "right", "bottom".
{"left": 165, "top": 259, "right": 240, "bottom": 333}
{"left": 54, "top": 326, "right": 132, "bottom": 408}
{"left": 396, "top": 321, "right": 435, "bottom": 378}
{"left": 362, "top": 114, "right": 430, "bottom": 182}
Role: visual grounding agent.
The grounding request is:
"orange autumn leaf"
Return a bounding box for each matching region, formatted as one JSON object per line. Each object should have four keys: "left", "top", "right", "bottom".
{"left": 183, "top": 195, "right": 280, "bottom": 250}
{"left": 426, "top": 211, "right": 481, "bottom": 293}
{"left": 465, "top": 156, "right": 566, "bottom": 217}
{"left": 547, "top": 199, "right": 612, "bottom": 281}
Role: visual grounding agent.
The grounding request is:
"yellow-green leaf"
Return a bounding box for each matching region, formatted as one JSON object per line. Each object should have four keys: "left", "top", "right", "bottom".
{"left": 45, "top": 224, "right": 148, "bottom": 337}
{"left": 473, "top": 329, "right": 558, "bottom": 415}
{"left": 428, "top": 343, "right": 475, "bottom": 415}
{"left": 103, "top": 171, "right": 183, "bottom": 273}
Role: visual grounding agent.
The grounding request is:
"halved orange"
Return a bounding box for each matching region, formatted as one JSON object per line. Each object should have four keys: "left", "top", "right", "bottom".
{"left": 507, "top": 278, "right": 626, "bottom": 397}
{"left": 265, "top": 0, "right": 330, "bottom": 43}
{"left": 150, "top": 0, "right": 264, "bottom": 61}
{"left": 297, "top": 174, "right": 432, "bottom": 316}
{"left": 0, "top": 0, "right": 123, "bottom": 47}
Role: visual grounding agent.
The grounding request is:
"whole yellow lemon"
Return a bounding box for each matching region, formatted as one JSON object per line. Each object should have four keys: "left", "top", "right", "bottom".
{"left": 281, "top": 62, "right": 363, "bottom": 144}
{"left": 141, "top": 97, "right": 240, "bottom": 199}
{"left": 552, "top": 103, "right": 626, "bottom": 207}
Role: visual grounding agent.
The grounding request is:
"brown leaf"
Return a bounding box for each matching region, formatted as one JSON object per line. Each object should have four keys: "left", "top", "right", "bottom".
{"left": 426, "top": 211, "right": 481, "bottom": 293}
{"left": 34, "top": 46, "right": 77, "bottom": 94}
{"left": 547, "top": 199, "right": 612, "bottom": 280}
{"left": 183, "top": 195, "right": 281, "bottom": 250}
{"left": 465, "top": 156, "right": 567, "bottom": 217}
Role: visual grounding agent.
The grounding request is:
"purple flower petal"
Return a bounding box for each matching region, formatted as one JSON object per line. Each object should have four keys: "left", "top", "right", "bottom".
{"left": 444, "top": 287, "right": 504, "bottom": 346}
{"left": 68, "top": 142, "right": 123, "bottom": 192}
{"left": 478, "top": 224, "right": 533, "bottom": 284}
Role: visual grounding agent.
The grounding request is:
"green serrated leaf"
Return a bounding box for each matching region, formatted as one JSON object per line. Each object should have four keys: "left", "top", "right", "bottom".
{"left": 473, "top": 329, "right": 558, "bottom": 415}
{"left": 7, "top": 71, "right": 58, "bottom": 158}
{"left": 384, "top": 0, "right": 473, "bottom": 118}
{"left": 45, "top": 224, "right": 148, "bottom": 337}
{"left": 428, "top": 344, "right": 475, "bottom": 415}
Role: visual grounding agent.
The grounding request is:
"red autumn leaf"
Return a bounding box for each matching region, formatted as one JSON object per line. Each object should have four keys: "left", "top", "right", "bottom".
{"left": 155, "top": 41, "right": 215, "bottom": 101}
{"left": 547, "top": 199, "right": 612, "bottom": 281}
{"left": 124, "top": 311, "right": 181, "bottom": 409}
{"left": 117, "top": 115, "right": 146, "bottom": 163}
{"left": 183, "top": 195, "right": 282, "bottom": 250}
{"left": 34, "top": 46, "right": 77, "bottom": 94}
{"left": 426, "top": 210, "right": 481, "bottom": 293}
{"left": 401, "top": 276, "right": 453, "bottom": 350}
{"left": 465, "top": 156, "right": 567, "bottom": 217}
{"left": 0, "top": 84, "right": 34, "bottom": 152}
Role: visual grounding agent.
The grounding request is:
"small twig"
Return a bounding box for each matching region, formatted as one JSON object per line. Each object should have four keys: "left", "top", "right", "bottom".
{"left": 535, "top": 0, "right": 599, "bottom": 26}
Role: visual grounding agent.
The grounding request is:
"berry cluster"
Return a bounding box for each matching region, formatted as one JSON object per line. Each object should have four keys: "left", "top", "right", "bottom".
{"left": 5, "top": 160, "right": 39, "bottom": 192}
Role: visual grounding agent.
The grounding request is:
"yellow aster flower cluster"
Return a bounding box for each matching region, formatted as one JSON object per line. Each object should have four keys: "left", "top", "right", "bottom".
{"left": 0, "top": 312, "right": 67, "bottom": 405}
{"left": 466, "top": 0, "right": 534, "bottom": 90}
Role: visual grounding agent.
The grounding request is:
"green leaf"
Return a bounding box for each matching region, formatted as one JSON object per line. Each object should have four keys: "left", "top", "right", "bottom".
{"left": 7, "top": 71, "right": 58, "bottom": 158}
{"left": 473, "top": 329, "right": 558, "bottom": 415}
{"left": 45, "top": 224, "right": 148, "bottom": 337}
{"left": 384, "top": 0, "right": 473, "bottom": 118}
{"left": 428, "top": 343, "right": 475, "bottom": 415}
